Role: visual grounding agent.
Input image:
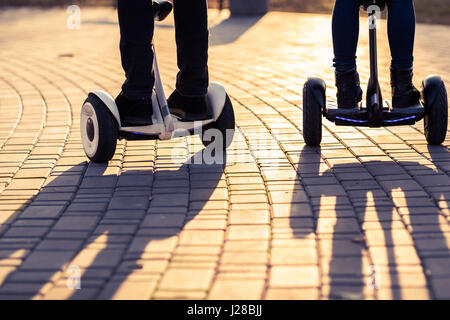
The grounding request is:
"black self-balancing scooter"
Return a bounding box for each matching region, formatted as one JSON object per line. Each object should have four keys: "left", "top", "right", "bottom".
{"left": 81, "top": 1, "right": 235, "bottom": 163}
{"left": 302, "top": 0, "right": 448, "bottom": 146}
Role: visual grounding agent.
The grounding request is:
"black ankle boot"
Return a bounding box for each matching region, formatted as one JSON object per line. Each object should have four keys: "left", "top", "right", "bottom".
{"left": 167, "top": 90, "right": 211, "bottom": 122}
{"left": 335, "top": 69, "right": 363, "bottom": 109}
{"left": 391, "top": 68, "right": 421, "bottom": 108}
{"left": 115, "top": 92, "right": 153, "bottom": 127}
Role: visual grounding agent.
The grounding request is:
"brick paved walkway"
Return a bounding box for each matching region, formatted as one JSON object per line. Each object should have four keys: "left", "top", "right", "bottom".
{"left": 0, "top": 8, "right": 449, "bottom": 300}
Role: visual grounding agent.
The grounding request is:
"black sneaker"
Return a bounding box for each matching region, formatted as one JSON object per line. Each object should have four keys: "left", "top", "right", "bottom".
{"left": 167, "top": 90, "right": 212, "bottom": 122}
{"left": 115, "top": 92, "right": 153, "bottom": 126}
{"left": 335, "top": 69, "right": 363, "bottom": 109}
{"left": 391, "top": 68, "right": 421, "bottom": 108}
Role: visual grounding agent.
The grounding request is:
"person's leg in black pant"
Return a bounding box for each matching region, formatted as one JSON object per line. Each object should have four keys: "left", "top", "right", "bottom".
{"left": 332, "top": 0, "right": 360, "bottom": 73}
{"left": 173, "top": 0, "right": 209, "bottom": 97}
{"left": 387, "top": 0, "right": 420, "bottom": 108}
{"left": 116, "top": 0, "right": 211, "bottom": 125}
{"left": 168, "top": 0, "right": 211, "bottom": 121}
{"left": 118, "top": 0, "right": 154, "bottom": 99}
{"left": 332, "top": 0, "right": 363, "bottom": 109}
{"left": 115, "top": 0, "right": 154, "bottom": 126}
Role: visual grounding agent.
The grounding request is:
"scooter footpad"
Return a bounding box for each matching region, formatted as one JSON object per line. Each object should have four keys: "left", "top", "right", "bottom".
{"left": 325, "top": 104, "right": 425, "bottom": 127}
{"left": 325, "top": 108, "right": 369, "bottom": 124}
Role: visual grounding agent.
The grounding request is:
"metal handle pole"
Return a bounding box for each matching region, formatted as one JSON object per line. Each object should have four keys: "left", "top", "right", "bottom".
{"left": 368, "top": 8, "right": 378, "bottom": 84}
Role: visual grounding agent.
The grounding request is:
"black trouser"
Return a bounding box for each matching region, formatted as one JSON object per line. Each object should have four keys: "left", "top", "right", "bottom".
{"left": 332, "top": 0, "right": 416, "bottom": 73}
{"left": 118, "top": 0, "right": 209, "bottom": 99}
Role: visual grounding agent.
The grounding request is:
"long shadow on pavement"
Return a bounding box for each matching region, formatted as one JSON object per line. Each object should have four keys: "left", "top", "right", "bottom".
{"left": 293, "top": 145, "right": 450, "bottom": 299}
{"left": 0, "top": 149, "right": 225, "bottom": 299}
{"left": 209, "top": 15, "right": 264, "bottom": 46}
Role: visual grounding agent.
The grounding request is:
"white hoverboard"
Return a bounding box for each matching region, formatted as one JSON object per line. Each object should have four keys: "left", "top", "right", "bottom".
{"left": 80, "top": 0, "right": 235, "bottom": 163}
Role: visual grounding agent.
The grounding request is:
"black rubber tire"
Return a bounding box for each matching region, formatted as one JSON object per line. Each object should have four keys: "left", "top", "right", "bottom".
{"left": 201, "top": 94, "right": 235, "bottom": 150}
{"left": 303, "top": 80, "right": 323, "bottom": 146}
{"left": 81, "top": 94, "right": 118, "bottom": 163}
{"left": 423, "top": 79, "right": 448, "bottom": 145}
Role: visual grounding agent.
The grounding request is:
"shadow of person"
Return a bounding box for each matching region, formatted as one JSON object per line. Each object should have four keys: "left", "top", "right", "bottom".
{"left": 293, "top": 144, "right": 450, "bottom": 299}
{"left": 0, "top": 149, "right": 225, "bottom": 300}
{"left": 209, "top": 14, "right": 265, "bottom": 46}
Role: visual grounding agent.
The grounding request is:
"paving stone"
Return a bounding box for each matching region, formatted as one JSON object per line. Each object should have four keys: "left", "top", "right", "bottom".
{"left": 365, "top": 229, "right": 414, "bottom": 247}
{"left": 320, "top": 256, "right": 372, "bottom": 276}
{"left": 7, "top": 270, "right": 58, "bottom": 283}
{"left": 159, "top": 268, "right": 215, "bottom": 290}
{"left": 376, "top": 288, "right": 431, "bottom": 300}
{"left": 0, "top": 266, "right": 16, "bottom": 285}
{"left": 43, "top": 287, "right": 100, "bottom": 300}
{"left": 14, "top": 168, "right": 52, "bottom": 179}
{"left": 43, "top": 175, "right": 82, "bottom": 188}
{"left": 36, "top": 239, "right": 84, "bottom": 251}
{"left": 104, "top": 210, "right": 146, "bottom": 220}
{"left": 209, "top": 279, "right": 265, "bottom": 299}
{"left": 269, "top": 190, "right": 309, "bottom": 204}
{"left": 52, "top": 216, "right": 98, "bottom": 231}
{"left": 430, "top": 277, "right": 450, "bottom": 299}
{"left": 376, "top": 272, "right": 428, "bottom": 288}
{"left": 151, "top": 194, "right": 189, "bottom": 207}
{"left": 108, "top": 196, "right": 149, "bottom": 210}
{"left": 265, "top": 288, "right": 319, "bottom": 300}
{"left": 141, "top": 214, "right": 185, "bottom": 228}
{"left": 179, "top": 230, "right": 224, "bottom": 245}
{"left": 45, "top": 230, "right": 91, "bottom": 240}
{"left": 70, "top": 249, "right": 124, "bottom": 268}
{"left": 0, "top": 8, "right": 449, "bottom": 300}
{"left": 184, "top": 218, "right": 226, "bottom": 230}
{"left": 271, "top": 203, "right": 313, "bottom": 218}
{"left": 270, "top": 266, "right": 320, "bottom": 288}
{"left": 116, "top": 259, "right": 169, "bottom": 275}
{"left": 152, "top": 290, "right": 206, "bottom": 300}
{"left": 80, "top": 176, "right": 118, "bottom": 189}
{"left": 12, "top": 219, "right": 54, "bottom": 227}
{"left": 224, "top": 240, "right": 270, "bottom": 252}
{"left": 0, "top": 282, "right": 46, "bottom": 295}
{"left": 423, "top": 257, "right": 450, "bottom": 277}
{"left": 270, "top": 247, "right": 317, "bottom": 265}
{"left": 7, "top": 178, "right": 44, "bottom": 190}
{"left": 227, "top": 225, "right": 270, "bottom": 240}
{"left": 3, "top": 227, "right": 49, "bottom": 238}
{"left": 321, "top": 284, "right": 372, "bottom": 300}
{"left": 415, "top": 237, "right": 450, "bottom": 251}
{"left": 221, "top": 251, "right": 268, "bottom": 265}
{"left": 128, "top": 236, "right": 178, "bottom": 254}
{"left": 369, "top": 246, "right": 422, "bottom": 266}
{"left": 21, "top": 250, "right": 76, "bottom": 270}
{"left": 97, "top": 278, "right": 158, "bottom": 300}
{"left": 316, "top": 218, "right": 360, "bottom": 234}
{"left": 66, "top": 202, "right": 107, "bottom": 212}
{"left": 19, "top": 205, "right": 65, "bottom": 219}
{"left": 93, "top": 224, "right": 138, "bottom": 236}
{"left": 229, "top": 210, "right": 270, "bottom": 225}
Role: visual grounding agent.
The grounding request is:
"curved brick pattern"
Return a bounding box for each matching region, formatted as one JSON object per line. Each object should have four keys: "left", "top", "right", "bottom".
{"left": 0, "top": 8, "right": 449, "bottom": 300}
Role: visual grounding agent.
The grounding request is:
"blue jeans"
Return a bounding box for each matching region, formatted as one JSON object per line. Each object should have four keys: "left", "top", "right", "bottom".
{"left": 118, "top": 0, "right": 209, "bottom": 99}
{"left": 332, "top": 0, "right": 416, "bottom": 73}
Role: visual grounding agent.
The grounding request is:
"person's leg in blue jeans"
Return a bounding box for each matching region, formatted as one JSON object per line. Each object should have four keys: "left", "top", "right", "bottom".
{"left": 116, "top": 0, "right": 210, "bottom": 127}
{"left": 332, "top": 0, "right": 419, "bottom": 109}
